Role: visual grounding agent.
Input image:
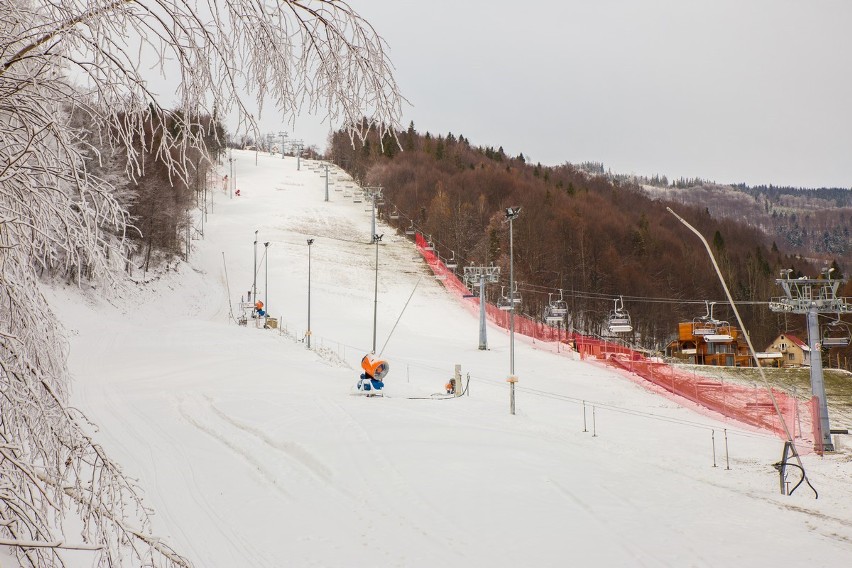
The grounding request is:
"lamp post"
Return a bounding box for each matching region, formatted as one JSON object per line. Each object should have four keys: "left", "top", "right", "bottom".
{"left": 372, "top": 233, "right": 383, "bottom": 353}
{"left": 307, "top": 239, "right": 314, "bottom": 349}
{"left": 252, "top": 230, "right": 258, "bottom": 307}
{"left": 505, "top": 207, "right": 521, "bottom": 415}
{"left": 279, "top": 131, "right": 288, "bottom": 159}
{"left": 228, "top": 148, "right": 235, "bottom": 199}
{"left": 263, "top": 241, "right": 270, "bottom": 316}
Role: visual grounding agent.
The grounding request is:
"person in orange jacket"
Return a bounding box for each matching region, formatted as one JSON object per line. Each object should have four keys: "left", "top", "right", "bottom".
{"left": 255, "top": 300, "right": 265, "bottom": 317}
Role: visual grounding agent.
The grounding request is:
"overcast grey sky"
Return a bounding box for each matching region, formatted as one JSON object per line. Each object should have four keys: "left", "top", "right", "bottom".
{"left": 277, "top": 0, "right": 852, "bottom": 188}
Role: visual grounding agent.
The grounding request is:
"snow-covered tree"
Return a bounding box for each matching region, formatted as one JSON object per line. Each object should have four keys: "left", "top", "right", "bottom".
{"left": 0, "top": 1, "right": 402, "bottom": 566}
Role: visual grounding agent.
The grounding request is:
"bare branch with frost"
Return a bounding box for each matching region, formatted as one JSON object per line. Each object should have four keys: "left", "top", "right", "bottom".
{"left": 1, "top": 1, "right": 402, "bottom": 566}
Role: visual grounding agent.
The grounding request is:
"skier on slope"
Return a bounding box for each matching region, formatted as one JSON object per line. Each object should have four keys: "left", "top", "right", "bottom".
{"left": 357, "top": 354, "right": 389, "bottom": 395}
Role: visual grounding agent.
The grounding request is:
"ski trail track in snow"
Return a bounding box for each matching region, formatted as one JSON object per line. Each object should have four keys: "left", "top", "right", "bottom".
{"left": 48, "top": 151, "right": 852, "bottom": 567}
{"left": 314, "top": 397, "right": 471, "bottom": 563}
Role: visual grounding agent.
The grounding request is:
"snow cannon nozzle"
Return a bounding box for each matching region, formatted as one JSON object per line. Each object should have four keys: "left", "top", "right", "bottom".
{"left": 361, "top": 354, "right": 390, "bottom": 381}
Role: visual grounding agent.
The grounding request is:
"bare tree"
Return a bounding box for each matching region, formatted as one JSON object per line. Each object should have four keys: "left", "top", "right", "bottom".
{"left": 0, "top": 1, "right": 402, "bottom": 566}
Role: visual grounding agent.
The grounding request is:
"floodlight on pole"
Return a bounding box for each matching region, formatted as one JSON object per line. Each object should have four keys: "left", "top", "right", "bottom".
{"left": 263, "top": 242, "right": 270, "bottom": 315}
{"left": 307, "top": 239, "right": 314, "bottom": 349}
{"left": 228, "top": 148, "right": 235, "bottom": 199}
{"left": 505, "top": 206, "right": 521, "bottom": 415}
{"left": 252, "top": 230, "right": 258, "bottom": 306}
{"left": 372, "top": 234, "right": 383, "bottom": 353}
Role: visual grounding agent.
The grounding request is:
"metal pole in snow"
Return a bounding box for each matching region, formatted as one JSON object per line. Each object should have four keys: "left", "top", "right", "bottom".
{"left": 264, "top": 242, "right": 270, "bottom": 316}
{"left": 712, "top": 430, "right": 717, "bottom": 468}
{"left": 307, "top": 239, "right": 314, "bottom": 349}
{"left": 372, "top": 234, "right": 382, "bottom": 353}
{"left": 479, "top": 275, "right": 487, "bottom": 350}
{"left": 592, "top": 406, "right": 597, "bottom": 437}
{"left": 252, "top": 230, "right": 258, "bottom": 305}
{"left": 724, "top": 429, "right": 731, "bottom": 470}
{"left": 371, "top": 192, "right": 377, "bottom": 243}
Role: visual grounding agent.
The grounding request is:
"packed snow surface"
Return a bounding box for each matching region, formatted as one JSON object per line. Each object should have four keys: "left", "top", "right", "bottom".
{"left": 44, "top": 151, "right": 852, "bottom": 567}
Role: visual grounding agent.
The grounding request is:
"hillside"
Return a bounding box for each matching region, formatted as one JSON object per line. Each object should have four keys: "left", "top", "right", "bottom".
{"left": 631, "top": 178, "right": 852, "bottom": 267}
{"left": 324, "top": 128, "right": 850, "bottom": 360}
{"left": 31, "top": 150, "right": 852, "bottom": 567}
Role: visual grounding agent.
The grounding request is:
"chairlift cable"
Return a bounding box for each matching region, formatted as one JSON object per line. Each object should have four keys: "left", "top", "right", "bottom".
{"left": 378, "top": 276, "right": 422, "bottom": 357}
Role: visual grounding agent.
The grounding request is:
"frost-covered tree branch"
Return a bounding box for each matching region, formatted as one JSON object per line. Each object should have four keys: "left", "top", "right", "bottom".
{"left": 0, "top": 0, "right": 403, "bottom": 566}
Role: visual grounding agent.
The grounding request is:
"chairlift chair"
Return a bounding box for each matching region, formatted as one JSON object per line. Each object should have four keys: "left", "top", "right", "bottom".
{"left": 390, "top": 208, "right": 400, "bottom": 220}
{"left": 353, "top": 193, "right": 363, "bottom": 203}
{"left": 703, "top": 323, "right": 733, "bottom": 343}
{"left": 424, "top": 236, "right": 435, "bottom": 251}
{"left": 510, "top": 282, "right": 522, "bottom": 305}
{"left": 548, "top": 291, "right": 568, "bottom": 317}
{"left": 497, "top": 286, "right": 512, "bottom": 311}
{"left": 543, "top": 305, "right": 563, "bottom": 325}
{"left": 822, "top": 316, "right": 852, "bottom": 347}
{"left": 607, "top": 296, "right": 633, "bottom": 334}
{"left": 446, "top": 250, "right": 458, "bottom": 270}
{"left": 405, "top": 221, "right": 416, "bottom": 236}
{"left": 692, "top": 300, "right": 717, "bottom": 336}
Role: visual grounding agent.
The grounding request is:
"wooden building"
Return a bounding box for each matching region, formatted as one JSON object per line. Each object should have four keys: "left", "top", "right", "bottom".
{"left": 666, "top": 321, "right": 752, "bottom": 367}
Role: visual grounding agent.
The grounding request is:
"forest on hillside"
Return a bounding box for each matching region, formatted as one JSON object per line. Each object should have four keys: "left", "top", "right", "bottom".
{"left": 613, "top": 173, "right": 852, "bottom": 266}
{"left": 326, "top": 125, "right": 852, "bottom": 355}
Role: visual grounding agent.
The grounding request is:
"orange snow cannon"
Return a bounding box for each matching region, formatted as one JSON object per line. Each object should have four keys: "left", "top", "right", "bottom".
{"left": 361, "top": 354, "right": 389, "bottom": 380}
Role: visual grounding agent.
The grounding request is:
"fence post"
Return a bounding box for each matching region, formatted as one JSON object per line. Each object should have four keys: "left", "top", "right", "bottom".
{"left": 711, "top": 430, "right": 717, "bottom": 468}
{"left": 592, "top": 406, "right": 597, "bottom": 437}
{"left": 810, "top": 396, "right": 824, "bottom": 455}
{"left": 724, "top": 428, "right": 731, "bottom": 470}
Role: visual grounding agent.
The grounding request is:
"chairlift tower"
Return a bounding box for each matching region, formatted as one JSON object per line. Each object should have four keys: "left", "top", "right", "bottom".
{"left": 324, "top": 162, "right": 330, "bottom": 202}
{"left": 769, "top": 268, "right": 852, "bottom": 451}
{"left": 363, "top": 186, "right": 383, "bottom": 243}
{"left": 464, "top": 265, "right": 501, "bottom": 349}
{"left": 290, "top": 139, "right": 304, "bottom": 170}
{"left": 278, "top": 131, "right": 288, "bottom": 159}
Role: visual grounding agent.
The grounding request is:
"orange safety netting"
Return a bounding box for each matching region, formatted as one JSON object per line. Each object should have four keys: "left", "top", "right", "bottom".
{"left": 415, "top": 233, "right": 818, "bottom": 449}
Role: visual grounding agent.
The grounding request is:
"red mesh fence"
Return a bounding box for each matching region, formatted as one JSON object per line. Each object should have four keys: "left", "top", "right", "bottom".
{"left": 415, "top": 233, "right": 817, "bottom": 449}
{"left": 606, "top": 356, "right": 813, "bottom": 445}
{"left": 809, "top": 397, "right": 823, "bottom": 455}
